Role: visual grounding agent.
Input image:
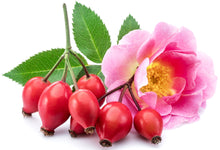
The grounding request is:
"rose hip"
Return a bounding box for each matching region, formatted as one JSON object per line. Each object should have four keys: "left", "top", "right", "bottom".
{"left": 96, "top": 102, "right": 132, "bottom": 147}
{"left": 38, "top": 81, "right": 72, "bottom": 135}
{"left": 69, "top": 117, "right": 85, "bottom": 137}
{"left": 68, "top": 89, "right": 100, "bottom": 135}
{"left": 22, "top": 77, "right": 50, "bottom": 116}
{"left": 134, "top": 108, "right": 163, "bottom": 144}
{"left": 77, "top": 74, "right": 106, "bottom": 106}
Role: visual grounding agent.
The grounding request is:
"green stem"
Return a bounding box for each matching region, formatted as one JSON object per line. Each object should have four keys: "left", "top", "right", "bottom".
{"left": 66, "top": 54, "right": 79, "bottom": 90}
{"left": 42, "top": 54, "right": 65, "bottom": 82}
{"left": 69, "top": 50, "right": 90, "bottom": 78}
{"left": 64, "top": 4, "right": 90, "bottom": 78}
{"left": 63, "top": 3, "right": 71, "bottom": 50}
{"left": 63, "top": 3, "right": 78, "bottom": 90}
{"left": 61, "top": 63, "right": 68, "bottom": 82}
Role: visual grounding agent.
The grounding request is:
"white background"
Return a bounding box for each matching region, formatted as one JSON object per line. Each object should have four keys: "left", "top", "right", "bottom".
{"left": 0, "top": 0, "right": 220, "bottom": 150}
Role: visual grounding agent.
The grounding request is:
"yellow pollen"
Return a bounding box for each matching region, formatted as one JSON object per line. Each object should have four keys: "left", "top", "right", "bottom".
{"left": 140, "top": 62, "right": 174, "bottom": 97}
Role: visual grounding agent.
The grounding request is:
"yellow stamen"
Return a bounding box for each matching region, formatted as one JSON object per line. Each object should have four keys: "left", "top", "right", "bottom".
{"left": 140, "top": 62, "right": 174, "bottom": 97}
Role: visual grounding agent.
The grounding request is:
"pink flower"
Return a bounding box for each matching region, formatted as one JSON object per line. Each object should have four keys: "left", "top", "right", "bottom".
{"left": 102, "top": 22, "right": 217, "bottom": 129}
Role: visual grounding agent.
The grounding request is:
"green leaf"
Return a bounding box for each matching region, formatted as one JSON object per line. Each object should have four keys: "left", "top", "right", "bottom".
{"left": 97, "top": 71, "right": 105, "bottom": 83}
{"left": 3, "top": 48, "right": 88, "bottom": 86}
{"left": 117, "top": 14, "right": 140, "bottom": 44}
{"left": 73, "top": 2, "right": 111, "bottom": 63}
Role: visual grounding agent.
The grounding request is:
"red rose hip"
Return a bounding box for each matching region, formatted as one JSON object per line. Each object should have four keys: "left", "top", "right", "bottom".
{"left": 68, "top": 89, "right": 100, "bottom": 135}
{"left": 38, "top": 81, "right": 72, "bottom": 135}
{"left": 77, "top": 74, "right": 106, "bottom": 106}
{"left": 134, "top": 108, "right": 163, "bottom": 144}
{"left": 22, "top": 77, "right": 50, "bottom": 116}
{"left": 96, "top": 102, "right": 132, "bottom": 147}
{"left": 69, "top": 117, "right": 85, "bottom": 137}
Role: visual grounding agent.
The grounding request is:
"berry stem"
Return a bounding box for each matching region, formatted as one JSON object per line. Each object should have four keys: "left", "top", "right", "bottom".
{"left": 69, "top": 50, "right": 90, "bottom": 78}
{"left": 98, "top": 83, "right": 127, "bottom": 102}
{"left": 42, "top": 54, "right": 65, "bottom": 82}
{"left": 125, "top": 75, "right": 142, "bottom": 111}
{"left": 66, "top": 54, "right": 79, "bottom": 90}
{"left": 61, "top": 63, "right": 68, "bottom": 82}
{"left": 98, "top": 74, "right": 142, "bottom": 111}
{"left": 127, "top": 83, "right": 141, "bottom": 111}
{"left": 118, "top": 85, "right": 128, "bottom": 103}
{"left": 98, "top": 75, "right": 134, "bottom": 102}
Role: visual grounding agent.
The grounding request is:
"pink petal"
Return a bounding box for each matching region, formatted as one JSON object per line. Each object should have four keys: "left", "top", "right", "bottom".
{"left": 165, "top": 27, "right": 197, "bottom": 52}
{"left": 106, "top": 80, "right": 126, "bottom": 103}
{"left": 136, "top": 39, "right": 155, "bottom": 64}
{"left": 137, "top": 22, "right": 178, "bottom": 64}
{"left": 196, "top": 52, "right": 217, "bottom": 100}
{"left": 155, "top": 98, "right": 172, "bottom": 116}
{"left": 201, "top": 101, "right": 207, "bottom": 109}
{"left": 134, "top": 57, "right": 158, "bottom": 109}
{"left": 155, "top": 51, "right": 200, "bottom": 90}
{"left": 164, "top": 115, "right": 186, "bottom": 129}
{"left": 139, "top": 92, "right": 157, "bottom": 109}
{"left": 150, "top": 25, "right": 197, "bottom": 62}
{"left": 164, "top": 115, "right": 200, "bottom": 129}
{"left": 163, "top": 77, "right": 186, "bottom": 105}
{"left": 102, "top": 30, "right": 151, "bottom": 87}
{"left": 152, "top": 22, "right": 178, "bottom": 47}
{"left": 119, "top": 30, "right": 150, "bottom": 48}
{"left": 134, "top": 57, "right": 149, "bottom": 96}
{"left": 162, "top": 115, "right": 171, "bottom": 126}
{"left": 171, "top": 92, "right": 203, "bottom": 118}
{"left": 164, "top": 45, "right": 197, "bottom": 56}
{"left": 182, "top": 73, "right": 207, "bottom": 96}
{"left": 102, "top": 44, "right": 139, "bottom": 87}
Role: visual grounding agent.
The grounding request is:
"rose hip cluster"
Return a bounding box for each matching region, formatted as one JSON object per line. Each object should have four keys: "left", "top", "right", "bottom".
{"left": 22, "top": 74, "right": 105, "bottom": 136}
{"left": 21, "top": 3, "right": 163, "bottom": 147}
{"left": 22, "top": 68, "right": 163, "bottom": 147}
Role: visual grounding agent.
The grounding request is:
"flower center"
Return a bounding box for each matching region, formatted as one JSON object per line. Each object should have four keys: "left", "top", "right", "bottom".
{"left": 140, "top": 62, "right": 174, "bottom": 97}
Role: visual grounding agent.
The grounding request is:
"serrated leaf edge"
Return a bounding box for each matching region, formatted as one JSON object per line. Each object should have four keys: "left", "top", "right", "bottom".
{"left": 73, "top": 2, "right": 111, "bottom": 63}
{"left": 117, "top": 14, "right": 140, "bottom": 44}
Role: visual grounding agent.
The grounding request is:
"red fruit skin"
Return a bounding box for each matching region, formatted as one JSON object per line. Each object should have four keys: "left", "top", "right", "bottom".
{"left": 96, "top": 102, "right": 132, "bottom": 144}
{"left": 69, "top": 117, "right": 85, "bottom": 137}
{"left": 38, "top": 81, "right": 72, "bottom": 133}
{"left": 134, "top": 108, "right": 163, "bottom": 142}
{"left": 68, "top": 89, "right": 100, "bottom": 130}
{"left": 77, "top": 74, "right": 106, "bottom": 106}
{"left": 22, "top": 77, "right": 50, "bottom": 114}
